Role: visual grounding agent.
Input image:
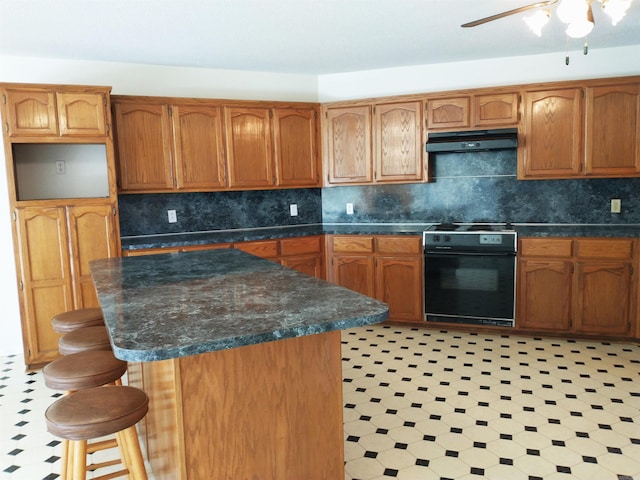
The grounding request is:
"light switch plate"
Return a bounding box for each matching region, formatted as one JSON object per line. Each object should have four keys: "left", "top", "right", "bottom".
{"left": 611, "top": 199, "right": 621, "bottom": 214}
{"left": 168, "top": 209, "right": 177, "bottom": 223}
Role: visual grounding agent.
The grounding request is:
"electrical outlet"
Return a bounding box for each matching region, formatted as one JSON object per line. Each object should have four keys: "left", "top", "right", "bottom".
{"left": 346, "top": 203, "right": 354, "bottom": 215}
{"left": 55, "top": 160, "right": 66, "bottom": 174}
{"left": 611, "top": 199, "right": 621, "bottom": 214}
{"left": 167, "top": 209, "right": 177, "bottom": 223}
{"left": 290, "top": 204, "right": 298, "bottom": 216}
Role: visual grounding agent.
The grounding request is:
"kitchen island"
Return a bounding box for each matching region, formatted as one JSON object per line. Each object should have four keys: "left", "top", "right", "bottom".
{"left": 90, "top": 248, "right": 389, "bottom": 480}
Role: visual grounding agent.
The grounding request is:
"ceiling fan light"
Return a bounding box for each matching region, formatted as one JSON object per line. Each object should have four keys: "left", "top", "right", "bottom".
{"left": 556, "top": 0, "right": 588, "bottom": 24}
{"left": 524, "top": 9, "right": 551, "bottom": 36}
{"left": 566, "top": 17, "right": 595, "bottom": 37}
{"left": 602, "top": 0, "right": 631, "bottom": 25}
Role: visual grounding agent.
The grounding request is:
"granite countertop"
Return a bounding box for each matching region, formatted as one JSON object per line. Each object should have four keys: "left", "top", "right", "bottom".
{"left": 90, "top": 248, "right": 389, "bottom": 362}
{"left": 120, "top": 223, "right": 640, "bottom": 251}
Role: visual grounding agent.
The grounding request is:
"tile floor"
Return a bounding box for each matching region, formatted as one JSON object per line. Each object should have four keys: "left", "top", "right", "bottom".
{"left": 1, "top": 324, "right": 639, "bottom": 480}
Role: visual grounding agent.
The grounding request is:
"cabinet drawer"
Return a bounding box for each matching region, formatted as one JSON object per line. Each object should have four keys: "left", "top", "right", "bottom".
{"left": 330, "top": 236, "right": 374, "bottom": 253}
{"left": 575, "top": 239, "right": 635, "bottom": 260}
{"left": 376, "top": 236, "right": 422, "bottom": 255}
{"left": 234, "top": 240, "right": 279, "bottom": 258}
{"left": 519, "top": 238, "right": 572, "bottom": 258}
{"left": 280, "top": 236, "right": 322, "bottom": 256}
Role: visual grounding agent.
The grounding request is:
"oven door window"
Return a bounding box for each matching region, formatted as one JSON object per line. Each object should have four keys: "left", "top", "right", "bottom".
{"left": 425, "top": 253, "right": 515, "bottom": 320}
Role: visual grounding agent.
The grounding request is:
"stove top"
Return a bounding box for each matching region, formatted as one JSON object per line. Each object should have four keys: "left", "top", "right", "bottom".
{"left": 427, "top": 223, "right": 513, "bottom": 233}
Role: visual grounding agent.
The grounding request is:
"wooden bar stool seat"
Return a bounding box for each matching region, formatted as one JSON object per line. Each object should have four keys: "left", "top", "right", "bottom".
{"left": 45, "top": 385, "right": 149, "bottom": 480}
{"left": 58, "top": 326, "right": 112, "bottom": 355}
{"left": 52, "top": 308, "right": 104, "bottom": 334}
{"left": 43, "top": 350, "right": 127, "bottom": 391}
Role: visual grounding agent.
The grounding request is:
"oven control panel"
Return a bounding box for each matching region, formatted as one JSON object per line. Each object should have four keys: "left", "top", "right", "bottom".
{"left": 479, "top": 234, "right": 503, "bottom": 245}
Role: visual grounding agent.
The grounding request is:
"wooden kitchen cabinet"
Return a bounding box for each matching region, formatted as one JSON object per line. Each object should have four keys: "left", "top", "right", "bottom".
{"left": 520, "top": 78, "right": 640, "bottom": 179}
{"left": 425, "top": 92, "right": 519, "bottom": 130}
{"left": 327, "top": 235, "right": 423, "bottom": 322}
{"left": 325, "top": 105, "right": 373, "bottom": 184}
{"left": 426, "top": 96, "right": 470, "bottom": 130}
{"left": 325, "top": 101, "right": 425, "bottom": 185}
{"left": 520, "top": 88, "right": 583, "bottom": 178}
{"left": 273, "top": 108, "right": 320, "bottom": 187}
{"left": 279, "top": 236, "right": 324, "bottom": 279}
{"left": 113, "top": 100, "right": 226, "bottom": 192}
{"left": 374, "top": 101, "right": 424, "bottom": 182}
{"left": 374, "top": 236, "right": 423, "bottom": 323}
{"left": 517, "top": 237, "right": 637, "bottom": 337}
{"left": 14, "top": 203, "right": 119, "bottom": 366}
{"left": 225, "top": 107, "right": 275, "bottom": 188}
{"left": 2, "top": 86, "right": 108, "bottom": 138}
{"left": 473, "top": 92, "right": 519, "bottom": 127}
{"left": 113, "top": 102, "right": 173, "bottom": 191}
{"left": 584, "top": 82, "right": 640, "bottom": 176}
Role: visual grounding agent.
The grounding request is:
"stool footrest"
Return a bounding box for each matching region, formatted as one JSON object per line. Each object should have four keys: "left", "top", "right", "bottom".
{"left": 93, "top": 468, "right": 129, "bottom": 480}
{"left": 87, "top": 437, "right": 118, "bottom": 454}
{"left": 88, "top": 458, "right": 121, "bottom": 471}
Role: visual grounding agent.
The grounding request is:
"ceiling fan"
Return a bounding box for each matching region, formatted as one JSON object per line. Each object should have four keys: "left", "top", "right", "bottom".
{"left": 462, "top": 0, "right": 632, "bottom": 38}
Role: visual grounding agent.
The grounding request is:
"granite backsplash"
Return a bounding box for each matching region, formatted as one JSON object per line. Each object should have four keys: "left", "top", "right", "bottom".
{"left": 118, "top": 150, "right": 640, "bottom": 237}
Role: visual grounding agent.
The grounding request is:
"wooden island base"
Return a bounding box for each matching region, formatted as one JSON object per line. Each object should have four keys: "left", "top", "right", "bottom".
{"left": 128, "top": 330, "right": 345, "bottom": 480}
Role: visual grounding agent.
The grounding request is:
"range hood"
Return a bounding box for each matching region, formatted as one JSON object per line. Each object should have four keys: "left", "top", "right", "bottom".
{"left": 426, "top": 128, "right": 518, "bottom": 153}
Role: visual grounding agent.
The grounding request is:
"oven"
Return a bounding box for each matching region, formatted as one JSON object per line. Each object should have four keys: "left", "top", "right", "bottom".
{"left": 423, "top": 224, "right": 517, "bottom": 327}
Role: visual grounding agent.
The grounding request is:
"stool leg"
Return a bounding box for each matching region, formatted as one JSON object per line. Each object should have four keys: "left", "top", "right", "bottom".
{"left": 71, "top": 440, "right": 87, "bottom": 480}
{"left": 60, "top": 439, "right": 70, "bottom": 480}
{"left": 119, "top": 425, "right": 147, "bottom": 480}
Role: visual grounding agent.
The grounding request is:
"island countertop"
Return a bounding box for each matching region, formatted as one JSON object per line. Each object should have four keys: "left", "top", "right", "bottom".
{"left": 90, "top": 248, "right": 389, "bottom": 362}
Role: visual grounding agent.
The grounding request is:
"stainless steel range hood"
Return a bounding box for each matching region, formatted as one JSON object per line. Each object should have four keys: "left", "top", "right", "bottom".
{"left": 425, "top": 128, "right": 518, "bottom": 153}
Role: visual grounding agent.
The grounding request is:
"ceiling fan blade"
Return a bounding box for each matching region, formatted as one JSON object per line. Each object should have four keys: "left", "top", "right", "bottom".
{"left": 461, "top": 0, "right": 558, "bottom": 28}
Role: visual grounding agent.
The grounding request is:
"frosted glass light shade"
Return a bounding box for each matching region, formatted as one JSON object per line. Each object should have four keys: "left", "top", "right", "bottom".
{"left": 556, "top": 0, "right": 588, "bottom": 23}
{"left": 524, "top": 9, "right": 551, "bottom": 36}
{"left": 602, "top": 0, "right": 631, "bottom": 25}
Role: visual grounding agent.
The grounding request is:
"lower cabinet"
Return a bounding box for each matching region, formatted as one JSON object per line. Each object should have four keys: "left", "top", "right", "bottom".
{"left": 517, "top": 237, "right": 637, "bottom": 336}
{"left": 327, "top": 235, "right": 423, "bottom": 323}
{"left": 14, "top": 203, "right": 119, "bottom": 367}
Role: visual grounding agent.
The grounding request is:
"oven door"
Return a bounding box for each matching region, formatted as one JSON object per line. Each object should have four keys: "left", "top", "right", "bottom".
{"left": 424, "top": 251, "right": 516, "bottom": 326}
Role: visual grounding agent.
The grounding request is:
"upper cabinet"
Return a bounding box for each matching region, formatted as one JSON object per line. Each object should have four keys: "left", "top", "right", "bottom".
{"left": 113, "top": 97, "right": 320, "bottom": 193}
{"left": 584, "top": 83, "right": 640, "bottom": 176}
{"left": 113, "top": 100, "right": 226, "bottom": 192}
{"left": 425, "top": 92, "right": 519, "bottom": 130}
{"left": 325, "top": 101, "right": 424, "bottom": 185}
{"left": 225, "top": 107, "right": 274, "bottom": 188}
{"left": 2, "top": 86, "right": 108, "bottom": 138}
{"left": 520, "top": 78, "right": 640, "bottom": 179}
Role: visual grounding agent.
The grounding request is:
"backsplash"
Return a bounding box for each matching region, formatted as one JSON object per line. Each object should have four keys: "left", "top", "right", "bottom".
{"left": 118, "top": 189, "right": 322, "bottom": 237}
{"left": 322, "top": 150, "right": 640, "bottom": 225}
{"left": 118, "top": 151, "right": 640, "bottom": 237}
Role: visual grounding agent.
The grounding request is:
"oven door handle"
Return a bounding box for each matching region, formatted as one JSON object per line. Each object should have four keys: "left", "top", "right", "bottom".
{"left": 425, "top": 251, "right": 516, "bottom": 257}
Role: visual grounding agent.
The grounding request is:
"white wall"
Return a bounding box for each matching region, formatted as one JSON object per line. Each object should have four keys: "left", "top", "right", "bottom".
{"left": 318, "top": 45, "right": 640, "bottom": 101}
{"left": 1, "top": 47, "right": 639, "bottom": 360}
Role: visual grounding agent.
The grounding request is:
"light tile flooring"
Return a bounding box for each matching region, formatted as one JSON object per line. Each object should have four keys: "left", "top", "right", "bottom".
{"left": 1, "top": 324, "right": 639, "bottom": 479}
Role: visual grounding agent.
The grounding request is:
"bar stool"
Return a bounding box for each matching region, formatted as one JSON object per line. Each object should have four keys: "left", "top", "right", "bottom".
{"left": 58, "top": 326, "right": 112, "bottom": 355}
{"left": 45, "top": 385, "right": 148, "bottom": 480}
{"left": 52, "top": 308, "right": 104, "bottom": 334}
{"left": 43, "top": 350, "right": 129, "bottom": 479}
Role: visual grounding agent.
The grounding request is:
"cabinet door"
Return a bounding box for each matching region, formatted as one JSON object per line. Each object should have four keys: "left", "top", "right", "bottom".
{"left": 325, "top": 106, "right": 372, "bottom": 184}
{"left": 281, "top": 254, "right": 324, "bottom": 279}
{"left": 374, "top": 101, "right": 424, "bottom": 182}
{"left": 273, "top": 108, "right": 319, "bottom": 187}
{"left": 172, "top": 105, "right": 227, "bottom": 190}
{"left": 57, "top": 92, "right": 107, "bottom": 136}
{"left": 225, "top": 107, "right": 275, "bottom": 188}
{"left": 517, "top": 259, "right": 572, "bottom": 330}
{"left": 574, "top": 262, "right": 631, "bottom": 335}
{"left": 15, "top": 207, "right": 73, "bottom": 365}
{"left": 473, "top": 93, "right": 519, "bottom": 127}
{"left": 234, "top": 240, "right": 279, "bottom": 259}
{"left": 3, "top": 89, "right": 58, "bottom": 136}
{"left": 376, "top": 256, "right": 423, "bottom": 322}
{"left": 113, "top": 102, "right": 174, "bottom": 191}
{"left": 329, "top": 255, "right": 375, "bottom": 298}
{"left": 585, "top": 83, "right": 640, "bottom": 176}
{"left": 67, "top": 204, "right": 119, "bottom": 308}
{"left": 426, "top": 96, "right": 470, "bottom": 129}
{"left": 521, "top": 88, "right": 583, "bottom": 178}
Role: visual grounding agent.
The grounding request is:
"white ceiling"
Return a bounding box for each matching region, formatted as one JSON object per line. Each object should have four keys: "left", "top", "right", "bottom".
{"left": 1, "top": 0, "right": 639, "bottom": 75}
